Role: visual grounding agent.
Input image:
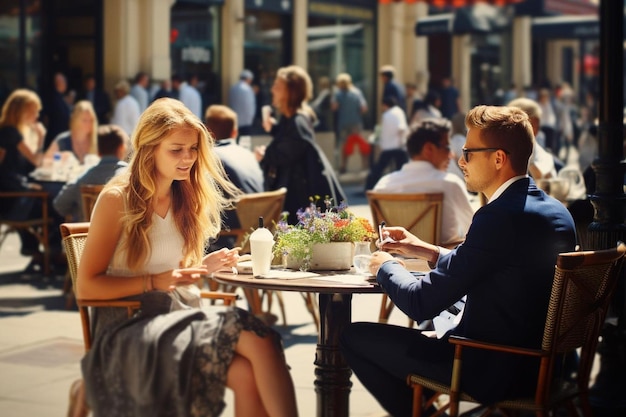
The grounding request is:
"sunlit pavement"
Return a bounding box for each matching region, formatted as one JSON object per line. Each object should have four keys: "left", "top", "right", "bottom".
{"left": 0, "top": 180, "right": 399, "bottom": 417}
{"left": 0, "top": 152, "right": 596, "bottom": 417}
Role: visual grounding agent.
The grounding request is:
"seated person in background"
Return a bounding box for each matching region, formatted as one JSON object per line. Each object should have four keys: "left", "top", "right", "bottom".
{"left": 373, "top": 118, "right": 474, "bottom": 247}
{"left": 53, "top": 124, "right": 129, "bottom": 221}
{"left": 0, "top": 89, "right": 65, "bottom": 269}
{"left": 204, "top": 104, "right": 264, "bottom": 249}
{"left": 44, "top": 100, "right": 98, "bottom": 165}
{"left": 340, "top": 105, "right": 576, "bottom": 417}
{"left": 507, "top": 97, "right": 557, "bottom": 179}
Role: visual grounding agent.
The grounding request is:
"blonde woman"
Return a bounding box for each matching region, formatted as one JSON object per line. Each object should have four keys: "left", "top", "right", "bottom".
{"left": 76, "top": 98, "right": 298, "bottom": 417}
{"left": 0, "top": 88, "right": 46, "bottom": 175}
{"left": 0, "top": 89, "right": 60, "bottom": 265}
{"left": 44, "top": 100, "right": 98, "bottom": 164}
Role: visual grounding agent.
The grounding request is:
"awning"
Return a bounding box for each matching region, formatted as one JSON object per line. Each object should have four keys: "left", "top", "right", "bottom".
{"left": 415, "top": 13, "right": 453, "bottom": 35}
{"left": 415, "top": 3, "right": 512, "bottom": 36}
{"left": 381, "top": 0, "right": 523, "bottom": 5}
{"left": 532, "top": 15, "right": 600, "bottom": 39}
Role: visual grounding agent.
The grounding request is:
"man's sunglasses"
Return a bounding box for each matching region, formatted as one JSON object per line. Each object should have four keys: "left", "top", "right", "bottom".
{"left": 461, "top": 147, "right": 509, "bottom": 163}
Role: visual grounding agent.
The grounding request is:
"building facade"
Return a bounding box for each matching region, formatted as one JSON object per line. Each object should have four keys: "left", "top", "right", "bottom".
{"left": 0, "top": 0, "right": 604, "bottom": 127}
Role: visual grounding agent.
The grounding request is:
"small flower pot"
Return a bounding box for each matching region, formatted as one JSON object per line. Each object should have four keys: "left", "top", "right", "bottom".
{"left": 285, "top": 242, "right": 354, "bottom": 271}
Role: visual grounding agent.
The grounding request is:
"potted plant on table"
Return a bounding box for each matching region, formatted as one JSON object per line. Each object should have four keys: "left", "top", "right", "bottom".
{"left": 273, "top": 197, "right": 377, "bottom": 271}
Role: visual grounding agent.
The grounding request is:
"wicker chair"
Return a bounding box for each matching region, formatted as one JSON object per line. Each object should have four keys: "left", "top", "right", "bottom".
{"left": 407, "top": 242, "right": 626, "bottom": 417}
{"left": 366, "top": 191, "right": 443, "bottom": 327}
{"left": 61, "top": 222, "right": 239, "bottom": 417}
{"left": 218, "top": 187, "right": 287, "bottom": 254}
{"left": 216, "top": 187, "right": 291, "bottom": 327}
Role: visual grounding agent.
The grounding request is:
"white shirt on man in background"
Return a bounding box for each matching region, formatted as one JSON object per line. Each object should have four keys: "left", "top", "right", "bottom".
{"left": 379, "top": 105, "right": 408, "bottom": 151}
{"left": 179, "top": 82, "right": 202, "bottom": 119}
{"left": 373, "top": 160, "right": 475, "bottom": 245}
{"left": 111, "top": 95, "right": 140, "bottom": 137}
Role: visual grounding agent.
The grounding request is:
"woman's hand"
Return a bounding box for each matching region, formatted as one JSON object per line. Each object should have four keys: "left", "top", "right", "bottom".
{"left": 202, "top": 247, "right": 240, "bottom": 274}
{"left": 152, "top": 267, "right": 208, "bottom": 291}
{"left": 262, "top": 117, "right": 276, "bottom": 133}
{"left": 253, "top": 145, "right": 266, "bottom": 162}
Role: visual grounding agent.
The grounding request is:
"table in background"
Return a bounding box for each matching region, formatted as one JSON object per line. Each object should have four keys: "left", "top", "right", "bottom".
{"left": 213, "top": 269, "right": 381, "bottom": 417}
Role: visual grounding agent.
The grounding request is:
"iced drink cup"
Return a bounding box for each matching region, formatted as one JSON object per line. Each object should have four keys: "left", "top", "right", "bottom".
{"left": 249, "top": 217, "right": 274, "bottom": 276}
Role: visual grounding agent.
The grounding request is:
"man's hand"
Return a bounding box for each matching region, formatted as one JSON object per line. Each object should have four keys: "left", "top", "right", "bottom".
{"left": 369, "top": 251, "right": 405, "bottom": 276}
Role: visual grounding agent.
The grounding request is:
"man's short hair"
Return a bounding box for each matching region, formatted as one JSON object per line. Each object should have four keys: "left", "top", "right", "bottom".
{"left": 240, "top": 69, "right": 254, "bottom": 81}
{"left": 406, "top": 118, "right": 451, "bottom": 157}
{"left": 114, "top": 80, "right": 130, "bottom": 94}
{"left": 382, "top": 96, "right": 397, "bottom": 108}
{"left": 465, "top": 105, "right": 534, "bottom": 175}
{"left": 97, "top": 124, "right": 128, "bottom": 156}
{"left": 204, "top": 105, "right": 237, "bottom": 141}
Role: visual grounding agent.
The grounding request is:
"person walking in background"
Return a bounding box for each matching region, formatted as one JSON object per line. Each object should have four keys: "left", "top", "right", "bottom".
{"left": 177, "top": 73, "right": 203, "bottom": 119}
{"left": 380, "top": 65, "right": 406, "bottom": 114}
{"left": 331, "top": 72, "right": 369, "bottom": 173}
{"left": 365, "top": 97, "right": 408, "bottom": 190}
{"left": 447, "top": 112, "right": 467, "bottom": 181}
{"left": 310, "top": 76, "right": 333, "bottom": 132}
{"left": 44, "top": 100, "right": 98, "bottom": 165}
{"left": 53, "top": 124, "right": 129, "bottom": 221}
{"left": 152, "top": 79, "right": 173, "bottom": 102}
{"left": 439, "top": 76, "right": 460, "bottom": 119}
{"left": 410, "top": 89, "right": 442, "bottom": 126}
{"left": 228, "top": 69, "right": 256, "bottom": 136}
{"left": 42, "top": 72, "right": 71, "bottom": 149}
{"left": 110, "top": 80, "right": 141, "bottom": 138}
{"left": 373, "top": 118, "right": 474, "bottom": 246}
{"left": 405, "top": 82, "right": 424, "bottom": 120}
{"left": 130, "top": 71, "right": 150, "bottom": 113}
{"left": 538, "top": 88, "right": 558, "bottom": 155}
{"left": 260, "top": 65, "right": 345, "bottom": 224}
{"left": 204, "top": 104, "right": 264, "bottom": 249}
{"left": 75, "top": 98, "right": 299, "bottom": 417}
{"left": 341, "top": 105, "right": 576, "bottom": 417}
{"left": 507, "top": 97, "right": 558, "bottom": 180}
{"left": 79, "top": 74, "right": 111, "bottom": 124}
{"left": 170, "top": 73, "right": 183, "bottom": 100}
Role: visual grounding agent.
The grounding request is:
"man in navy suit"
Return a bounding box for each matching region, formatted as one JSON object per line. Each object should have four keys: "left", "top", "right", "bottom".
{"left": 340, "top": 105, "right": 576, "bottom": 417}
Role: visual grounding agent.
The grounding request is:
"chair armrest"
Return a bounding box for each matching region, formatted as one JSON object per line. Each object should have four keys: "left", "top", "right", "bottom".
{"left": 449, "top": 335, "right": 546, "bottom": 358}
{"left": 0, "top": 190, "right": 49, "bottom": 199}
{"left": 76, "top": 299, "right": 142, "bottom": 310}
{"left": 200, "top": 290, "right": 239, "bottom": 306}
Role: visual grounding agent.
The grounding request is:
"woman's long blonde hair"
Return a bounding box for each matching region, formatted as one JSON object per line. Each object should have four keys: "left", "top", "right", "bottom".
{"left": 106, "top": 98, "right": 240, "bottom": 271}
{"left": 69, "top": 100, "right": 98, "bottom": 155}
{"left": 0, "top": 89, "right": 42, "bottom": 136}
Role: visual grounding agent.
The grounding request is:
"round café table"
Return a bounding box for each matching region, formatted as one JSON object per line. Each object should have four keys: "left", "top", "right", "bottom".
{"left": 212, "top": 268, "right": 382, "bottom": 417}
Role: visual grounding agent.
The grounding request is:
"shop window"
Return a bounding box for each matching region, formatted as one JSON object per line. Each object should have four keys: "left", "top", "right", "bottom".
{"left": 306, "top": 9, "right": 375, "bottom": 131}
{"left": 171, "top": 4, "right": 222, "bottom": 107}
{"left": 0, "top": 0, "right": 42, "bottom": 103}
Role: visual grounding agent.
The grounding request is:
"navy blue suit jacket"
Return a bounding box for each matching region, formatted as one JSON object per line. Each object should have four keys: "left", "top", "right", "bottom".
{"left": 378, "top": 177, "right": 576, "bottom": 402}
